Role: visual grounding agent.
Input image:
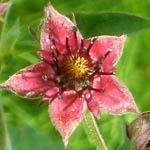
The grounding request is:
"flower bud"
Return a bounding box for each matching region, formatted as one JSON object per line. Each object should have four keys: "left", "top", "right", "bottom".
{"left": 127, "top": 112, "right": 150, "bottom": 150}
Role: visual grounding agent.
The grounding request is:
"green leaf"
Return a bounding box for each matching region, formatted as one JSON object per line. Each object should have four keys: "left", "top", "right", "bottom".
{"left": 75, "top": 12, "right": 150, "bottom": 37}
{"left": 8, "top": 126, "right": 63, "bottom": 150}
{"left": 0, "top": 102, "right": 11, "bottom": 150}
{"left": 16, "top": 52, "right": 40, "bottom": 64}
{"left": 0, "top": 19, "right": 20, "bottom": 52}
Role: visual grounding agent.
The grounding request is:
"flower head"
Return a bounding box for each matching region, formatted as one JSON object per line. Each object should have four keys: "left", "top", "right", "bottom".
{"left": 0, "top": 3, "right": 139, "bottom": 146}
{"left": 127, "top": 112, "right": 150, "bottom": 150}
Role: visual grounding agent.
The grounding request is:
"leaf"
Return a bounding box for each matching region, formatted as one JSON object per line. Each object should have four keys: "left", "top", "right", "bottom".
{"left": 16, "top": 52, "right": 40, "bottom": 64}
{"left": 75, "top": 12, "right": 150, "bottom": 37}
{"left": 8, "top": 126, "right": 63, "bottom": 150}
{"left": 0, "top": 19, "right": 20, "bottom": 52}
{"left": 0, "top": 102, "right": 11, "bottom": 150}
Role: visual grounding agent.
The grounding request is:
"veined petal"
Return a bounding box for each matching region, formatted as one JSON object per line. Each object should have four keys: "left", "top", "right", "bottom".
{"left": 91, "top": 75, "right": 139, "bottom": 115}
{"left": 84, "top": 35, "right": 127, "bottom": 72}
{"left": 49, "top": 90, "right": 87, "bottom": 146}
{"left": 1, "top": 62, "right": 56, "bottom": 98}
{"left": 41, "top": 3, "right": 83, "bottom": 53}
{"left": 0, "top": 2, "right": 11, "bottom": 16}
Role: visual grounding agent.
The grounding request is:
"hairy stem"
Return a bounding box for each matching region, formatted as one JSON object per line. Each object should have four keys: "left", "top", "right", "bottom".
{"left": 84, "top": 111, "right": 107, "bottom": 150}
{"left": 0, "top": 102, "right": 12, "bottom": 150}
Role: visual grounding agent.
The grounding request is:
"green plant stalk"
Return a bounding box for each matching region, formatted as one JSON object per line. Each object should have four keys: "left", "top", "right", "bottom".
{"left": 84, "top": 111, "right": 107, "bottom": 150}
{"left": 0, "top": 102, "right": 11, "bottom": 150}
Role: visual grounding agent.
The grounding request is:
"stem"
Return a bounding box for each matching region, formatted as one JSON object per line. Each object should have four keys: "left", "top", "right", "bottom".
{"left": 0, "top": 102, "right": 12, "bottom": 150}
{"left": 84, "top": 111, "right": 107, "bottom": 150}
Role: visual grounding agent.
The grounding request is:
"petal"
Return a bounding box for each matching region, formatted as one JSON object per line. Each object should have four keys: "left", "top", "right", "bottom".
{"left": 0, "top": 2, "right": 11, "bottom": 16}
{"left": 91, "top": 75, "right": 139, "bottom": 115}
{"left": 84, "top": 35, "right": 127, "bottom": 72}
{"left": 42, "top": 87, "right": 59, "bottom": 101}
{"left": 83, "top": 91, "right": 100, "bottom": 119}
{"left": 2, "top": 62, "right": 56, "bottom": 98}
{"left": 49, "top": 90, "right": 87, "bottom": 146}
{"left": 87, "top": 99, "right": 100, "bottom": 120}
{"left": 37, "top": 50, "right": 52, "bottom": 63}
{"left": 41, "top": 3, "right": 83, "bottom": 53}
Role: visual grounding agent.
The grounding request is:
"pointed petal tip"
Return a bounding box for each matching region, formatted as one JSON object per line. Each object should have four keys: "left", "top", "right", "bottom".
{"left": 45, "top": 1, "right": 55, "bottom": 17}
{"left": 95, "top": 114, "right": 100, "bottom": 120}
{"left": 120, "top": 35, "right": 127, "bottom": 44}
{"left": 2, "top": 63, "right": 56, "bottom": 98}
{"left": 0, "top": 2, "right": 12, "bottom": 15}
{"left": 0, "top": 83, "right": 7, "bottom": 89}
{"left": 63, "top": 137, "right": 69, "bottom": 148}
{"left": 91, "top": 75, "right": 139, "bottom": 115}
{"left": 121, "top": 35, "right": 127, "bottom": 41}
{"left": 49, "top": 91, "right": 87, "bottom": 147}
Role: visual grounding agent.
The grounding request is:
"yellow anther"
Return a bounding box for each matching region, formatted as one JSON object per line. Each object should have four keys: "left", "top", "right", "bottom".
{"left": 64, "top": 54, "right": 90, "bottom": 81}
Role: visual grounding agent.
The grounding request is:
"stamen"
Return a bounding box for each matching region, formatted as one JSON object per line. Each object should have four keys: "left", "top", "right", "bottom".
{"left": 99, "top": 72, "right": 115, "bottom": 75}
{"left": 103, "top": 50, "right": 111, "bottom": 60}
{"left": 99, "top": 50, "right": 112, "bottom": 63}
{"left": 50, "top": 52, "right": 61, "bottom": 75}
{"left": 65, "top": 36, "right": 70, "bottom": 51}
{"left": 50, "top": 36, "right": 59, "bottom": 56}
{"left": 88, "top": 87, "right": 106, "bottom": 93}
{"left": 63, "top": 54, "right": 90, "bottom": 81}
{"left": 86, "top": 38, "right": 97, "bottom": 54}
{"left": 90, "top": 50, "right": 112, "bottom": 77}
{"left": 78, "top": 39, "right": 84, "bottom": 53}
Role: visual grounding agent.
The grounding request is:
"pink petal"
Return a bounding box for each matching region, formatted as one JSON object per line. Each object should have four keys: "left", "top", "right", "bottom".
{"left": 3, "top": 62, "right": 56, "bottom": 98}
{"left": 91, "top": 75, "right": 139, "bottom": 115}
{"left": 37, "top": 50, "right": 52, "bottom": 63}
{"left": 42, "top": 87, "right": 59, "bottom": 101}
{"left": 41, "top": 3, "right": 83, "bottom": 53}
{"left": 83, "top": 91, "right": 100, "bottom": 119}
{"left": 49, "top": 90, "right": 87, "bottom": 146}
{"left": 84, "top": 35, "right": 127, "bottom": 72}
{"left": 0, "top": 2, "right": 11, "bottom": 16}
{"left": 87, "top": 99, "right": 100, "bottom": 120}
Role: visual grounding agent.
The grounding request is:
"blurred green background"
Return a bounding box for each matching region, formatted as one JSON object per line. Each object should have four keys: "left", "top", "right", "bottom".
{"left": 0, "top": 0, "right": 150, "bottom": 150}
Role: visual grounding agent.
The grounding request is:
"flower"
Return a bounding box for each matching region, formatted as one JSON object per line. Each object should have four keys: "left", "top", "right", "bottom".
{"left": 127, "top": 112, "right": 150, "bottom": 150}
{"left": 0, "top": 2, "right": 11, "bottom": 16}
{"left": 0, "top": 3, "right": 139, "bottom": 146}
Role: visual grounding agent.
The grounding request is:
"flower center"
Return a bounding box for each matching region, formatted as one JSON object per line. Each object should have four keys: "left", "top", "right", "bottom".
{"left": 63, "top": 54, "right": 90, "bottom": 81}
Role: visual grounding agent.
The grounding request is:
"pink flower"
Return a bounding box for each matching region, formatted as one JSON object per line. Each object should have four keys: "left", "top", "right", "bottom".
{"left": 0, "top": 3, "right": 139, "bottom": 146}
{"left": 0, "top": 2, "right": 11, "bottom": 16}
